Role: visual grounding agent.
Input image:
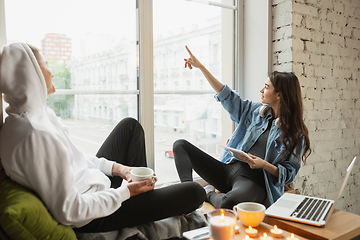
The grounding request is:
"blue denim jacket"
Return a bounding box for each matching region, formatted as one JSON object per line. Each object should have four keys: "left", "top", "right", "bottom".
{"left": 215, "top": 85, "right": 305, "bottom": 206}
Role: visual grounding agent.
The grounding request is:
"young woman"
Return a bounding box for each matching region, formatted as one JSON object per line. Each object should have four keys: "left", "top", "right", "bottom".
{"left": 174, "top": 46, "right": 311, "bottom": 209}
{"left": 0, "top": 43, "right": 205, "bottom": 232}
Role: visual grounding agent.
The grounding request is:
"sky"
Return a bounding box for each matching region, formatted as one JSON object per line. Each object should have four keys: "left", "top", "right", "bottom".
{"left": 4, "top": 0, "right": 225, "bottom": 57}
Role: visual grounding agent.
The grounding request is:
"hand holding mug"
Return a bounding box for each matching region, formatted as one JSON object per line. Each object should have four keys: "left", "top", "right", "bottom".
{"left": 130, "top": 167, "right": 157, "bottom": 184}
{"left": 127, "top": 179, "right": 155, "bottom": 197}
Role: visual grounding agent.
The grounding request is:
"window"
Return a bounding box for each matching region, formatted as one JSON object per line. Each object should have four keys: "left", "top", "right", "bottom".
{"left": 2, "top": 0, "right": 239, "bottom": 184}
{"left": 152, "top": 0, "right": 236, "bottom": 182}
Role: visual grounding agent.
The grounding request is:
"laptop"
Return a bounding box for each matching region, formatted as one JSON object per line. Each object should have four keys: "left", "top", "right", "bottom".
{"left": 265, "top": 156, "right": 357, "bottom": 227}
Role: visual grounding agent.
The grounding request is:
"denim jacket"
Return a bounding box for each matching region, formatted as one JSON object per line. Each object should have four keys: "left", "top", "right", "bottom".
{"left": 215, "top": 85, "right": 305, "bottom": 206}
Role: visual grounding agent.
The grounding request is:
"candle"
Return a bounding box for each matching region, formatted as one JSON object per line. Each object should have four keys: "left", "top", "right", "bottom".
{"left": 286, "top": 233, "right": 300, "bottom": 240}
{"left": 235, "top": 224, "right": 240, "bottom": 234}
{"left": 209, "top": 214, "right": 236, "bottom": 240}
{"left": 245, "top": 226, "right": 258, "bottom": 238}
{"left": 242, "top": 235, "right": 254, "bottom": 240}
{"left": 270, "top": 225, "right": 283, "bottom": 238}
{"left": 260, "top": 232, "right": 274, "bottom": 240}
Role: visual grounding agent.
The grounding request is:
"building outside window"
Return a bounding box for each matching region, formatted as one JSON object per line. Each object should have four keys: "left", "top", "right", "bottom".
{"left": 3, "top": 0, "right": 239, "bottom": 183}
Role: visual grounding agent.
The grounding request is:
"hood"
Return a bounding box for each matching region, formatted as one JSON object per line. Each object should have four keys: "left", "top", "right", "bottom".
{"left": 0, "top": 43, "right": 47, "bottom": 115}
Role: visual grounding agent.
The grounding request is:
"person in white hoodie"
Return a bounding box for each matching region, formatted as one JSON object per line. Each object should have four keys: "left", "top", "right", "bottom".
{"left": 0, "top": 43, "right": 205, "bottom": 233}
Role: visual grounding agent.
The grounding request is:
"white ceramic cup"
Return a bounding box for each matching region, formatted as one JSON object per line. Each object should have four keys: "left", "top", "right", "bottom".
{"left": 130, "top": 167, "right": 157, "bottom": 183}
{"left": 233, "top": 202, "right": 266, "bottom": 227}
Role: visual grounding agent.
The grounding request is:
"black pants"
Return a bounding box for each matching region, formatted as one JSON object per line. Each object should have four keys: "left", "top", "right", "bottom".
{"left": 173, "top": 139, "right": 266, "bottom": 209}
{"left": 75, "top": 118, "right": 206, "bottom": 233}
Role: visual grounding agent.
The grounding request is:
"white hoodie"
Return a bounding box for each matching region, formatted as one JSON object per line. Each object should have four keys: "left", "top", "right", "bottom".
{"left": 0, "top": 43, "right": 130, "bottom": 227}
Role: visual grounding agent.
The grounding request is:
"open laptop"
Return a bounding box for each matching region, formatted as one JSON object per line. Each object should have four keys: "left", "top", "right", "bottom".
{"left": 265, "top": 156, "right": 357, "bottom": 227}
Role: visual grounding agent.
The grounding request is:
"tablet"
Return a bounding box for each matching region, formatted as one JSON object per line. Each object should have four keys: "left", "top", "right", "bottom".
{"left": 220, "top": 145, "right": 252, "bottom": 162}
{"left": 182, "top": 226, "right": 209, "bottom": 240}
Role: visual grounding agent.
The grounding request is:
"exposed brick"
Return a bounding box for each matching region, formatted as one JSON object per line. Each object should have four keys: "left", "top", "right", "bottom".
{"left": 334, "top": 2, "right": 344, "bottom": 13}
{"left": 295, "top": 26, "right": 313, "bottom": 40}
{"left": 344, "top": 3, "right": 356, "bottom": 16}
{"left": 343, "top": 27, "right": 353, "bottom": 38}
{"left": 273, "top": 38, "right": 292, "bottom": 52}
{"left": 293, "top": 51, "right": 310, "bottom": 62}
{"left": 272, "top": 0, "right": 360, "bottom": 214}
{"left": 311, "top": 31, "right": 325, "bottom": 43}
{"left": 273, "top": 25, "right": 293, "bottom": 40}
{"left": 345, "top": 37, "right": 360, "bottom": 49}
{"left": 305, "top": 41, "right": 318, "bottom": 52}
{"left": 293, "top": 2, "right": 319, "bottom": 17}
{"left": 314, "top": 66, "right": 332, "bottom": 77}
{"left": 273, "top": 0, "right": 292, "bottom": 17}
{"left": 353, "top": 28, "right": 360, "bottom": 40}
{"left": 321, "top": 55, "right": 333, "bottom": 67}
{"left": 320, "top": 19, "right": 332, "bottom": 33}
{"left": 348, "top": 17, "right": 360, "bottom": 30}
{"left": 319, "top": 0, "right": 334, "bottom": 10}
{"left": 273, "top": 14, "right": 293, "bottom": 29}
{"left": 277, "top": 50, "right": 293, "bottom": 63}
{"left": 292, "top": 38, "right": 305, "bottom": 51}
{"left": 334, "top": 57, "right": 344, "bottom": 68}
{"left": 355, "top": 7, "right": 360, "bottom": 18}
{"left": 293, "top": 13, "right": 305, "bottom": 27}
{"left": 304, "top": 65, "right": 316, "bottom": 77}
{"left": 306, "top": 16, "right": 321, "bottom": 30}
{"left": 314, "top": 161, "right": 335, "bottom": 173}
{"left": 333, "top": 68, "right": 352, "bottom": 78}
{"left": 272, "top": 0, "right": 289, "bottom": 5}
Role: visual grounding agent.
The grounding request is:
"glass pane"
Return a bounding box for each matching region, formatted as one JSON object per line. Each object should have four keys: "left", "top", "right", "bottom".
{"left": 5, "top": 0, "right": 137, "bottom": 153}
{"left": 153, "top": 0, "right": 235, "bottom": 183}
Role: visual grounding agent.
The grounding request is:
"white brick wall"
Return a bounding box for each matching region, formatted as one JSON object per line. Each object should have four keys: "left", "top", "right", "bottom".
{"left": 272, "top": 0, "right": 360, "bottom": 214}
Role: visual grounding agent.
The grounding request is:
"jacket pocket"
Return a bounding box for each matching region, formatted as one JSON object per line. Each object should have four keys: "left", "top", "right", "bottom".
{"left": 274, "top": 138, "right": 285, "bottom": 154}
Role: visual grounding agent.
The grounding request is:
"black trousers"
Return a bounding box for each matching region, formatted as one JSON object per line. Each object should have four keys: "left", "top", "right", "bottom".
{"left": 75, "top": 118, "right": 206, "bottom": 233}
{"left": 173, "top": 139, "right": 266, "bottom": 210}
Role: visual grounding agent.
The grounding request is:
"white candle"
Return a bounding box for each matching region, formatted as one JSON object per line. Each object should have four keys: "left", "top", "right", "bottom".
{"left": 245, "top": 226, "right": 258, "bottom": 238}
{"left": 270, "top": 225, "right": 283, "bottom": 238}
{"left": 235, "top": 224, "right": 240, "bottom": 234}
{"left": 286, "top": 233, "right": 300, "bottom": 240}
{"left": 209, "top": 215, "right": 236, "bottom": 240}
{"left": 260, "top": 232, "right": 274, "bottom": 240}
{"left": 243, "top": 235, "right": 254, "bottom": 240}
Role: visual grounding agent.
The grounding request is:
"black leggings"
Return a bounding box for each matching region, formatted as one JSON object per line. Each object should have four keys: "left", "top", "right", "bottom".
{"left": 75, "top": 118, "right": 206, "bottom": 233}
{"left": 173, "top": 139, "right": 266, "bottom": 209}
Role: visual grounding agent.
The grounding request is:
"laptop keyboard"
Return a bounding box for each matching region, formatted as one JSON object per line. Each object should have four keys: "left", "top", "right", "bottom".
{"left": 290, "top": 197, "right": 332, "bottom": 222}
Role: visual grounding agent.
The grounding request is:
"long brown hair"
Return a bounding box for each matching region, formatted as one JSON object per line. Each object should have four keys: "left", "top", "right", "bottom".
{"left": 269, "top": 71, "right": 311, "bottom": 163}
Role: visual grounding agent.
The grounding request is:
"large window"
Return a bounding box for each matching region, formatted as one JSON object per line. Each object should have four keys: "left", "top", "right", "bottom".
{"left": 152, "top": 0, "right": 237, "bottom": 182}
{"left": 2, "top": 0, "right": 239, "bottom": 184}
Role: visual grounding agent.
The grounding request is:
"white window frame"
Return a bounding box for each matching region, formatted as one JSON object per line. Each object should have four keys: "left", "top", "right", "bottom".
{"left": 0, "top": 0, "right": 271, "bottom": 171}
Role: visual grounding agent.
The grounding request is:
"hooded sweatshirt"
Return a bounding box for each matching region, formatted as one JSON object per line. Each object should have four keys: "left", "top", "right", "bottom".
{"left": 0, "top": 43, "right": 130, "bottom": 227}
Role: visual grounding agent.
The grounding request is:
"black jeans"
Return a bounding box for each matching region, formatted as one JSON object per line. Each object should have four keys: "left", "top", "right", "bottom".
{"left": 173, "top": 139, "right": 266, "bottom": 209}
{"left": 75, "top": 118, "right": 206, "bottom": 233}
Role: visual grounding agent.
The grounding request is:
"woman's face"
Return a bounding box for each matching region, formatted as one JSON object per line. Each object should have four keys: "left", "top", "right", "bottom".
{"left": 36, "top": 52, "right": 55, "bottom": 95}
{"left": 260, "top": 78, "right": 280, "bottom": 107}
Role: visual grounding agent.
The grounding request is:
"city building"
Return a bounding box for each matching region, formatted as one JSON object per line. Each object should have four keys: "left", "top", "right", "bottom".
{"left": 69, "top": 19, "right": 223, "bottom": 148}
{"left": 41, "top": 33, "right": 72, "bottom": 62}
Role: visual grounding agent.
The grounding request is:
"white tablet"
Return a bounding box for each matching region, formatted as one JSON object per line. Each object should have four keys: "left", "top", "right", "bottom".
{"left": 220, "top": 145, "right": 252, "bottom": 162}
{"left": 182, "top": 226, "right": 209, "bottom": 240}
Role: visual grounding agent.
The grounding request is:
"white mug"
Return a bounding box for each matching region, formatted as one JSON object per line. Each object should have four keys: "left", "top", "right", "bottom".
{"left": 130, "top": 167, "right": 157, "bottom": 183}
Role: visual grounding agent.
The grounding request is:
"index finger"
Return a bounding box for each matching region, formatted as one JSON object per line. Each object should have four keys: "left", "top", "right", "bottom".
{"left": 185, "top": 45, "right": 194, "bottom": 56}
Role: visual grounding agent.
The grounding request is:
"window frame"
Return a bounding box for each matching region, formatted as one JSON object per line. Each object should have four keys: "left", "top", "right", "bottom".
{"left": 0, "top": 0, "right": 272, "bottom": 172}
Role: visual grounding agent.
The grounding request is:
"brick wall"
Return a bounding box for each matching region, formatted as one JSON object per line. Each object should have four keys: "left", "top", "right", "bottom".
{"left": 272, "top": 0, "right": 360, "bottom": 214}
